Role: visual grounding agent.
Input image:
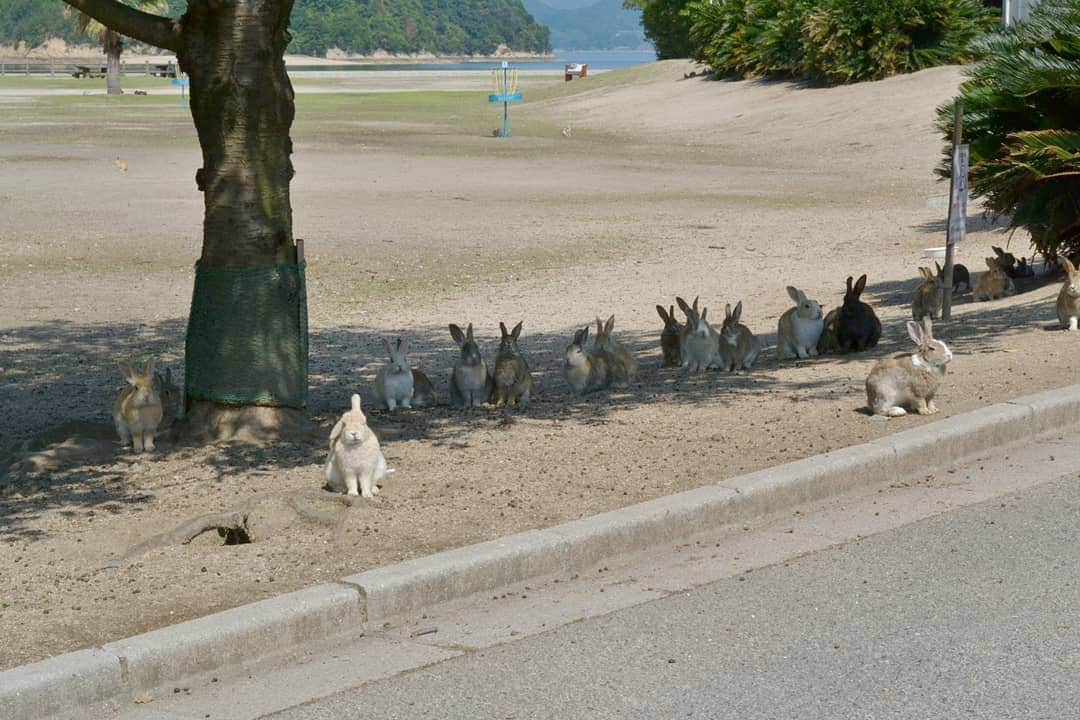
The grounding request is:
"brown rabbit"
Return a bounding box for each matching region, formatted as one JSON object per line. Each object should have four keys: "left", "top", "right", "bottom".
{"left": 594, "top": 315, "right": 637, "bottom": 385}
{"left": 973, "top": 256, "right": 1015, "bottom": 301}
{"left": 656, "top": 304, "right": 682, "bottom": 367}
{"left": 494, "top": 321, "right": 532, "bottom": 407}
{"left": 114, "top": 359, "right": 163, "bottom": 452}
{"left": 1057, "top": 257, "right": 1080, "bottom": 331}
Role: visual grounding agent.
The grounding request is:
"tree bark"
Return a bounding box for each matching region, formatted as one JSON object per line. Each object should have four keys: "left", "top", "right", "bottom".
{"left": 179, "top": 0, "right": 296, "bottom": 268}
{"left": 104, "top": 30, "right": 122, "bottom": 95}
{"left": 62, "top": 0, "right": 311, "bottom": 442}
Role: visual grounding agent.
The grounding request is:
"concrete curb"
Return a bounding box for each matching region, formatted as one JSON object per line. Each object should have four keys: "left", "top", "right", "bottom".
{"left": 4, "top": 386, "right": 1079, "bottom": 718}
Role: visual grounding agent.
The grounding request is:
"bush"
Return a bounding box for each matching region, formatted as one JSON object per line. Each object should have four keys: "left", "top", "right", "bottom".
{"left": 687, "top": 0, "right": 993, "bottom": 85}
{"left": 939, "top": 0, "right": 1080, "bottom": 259}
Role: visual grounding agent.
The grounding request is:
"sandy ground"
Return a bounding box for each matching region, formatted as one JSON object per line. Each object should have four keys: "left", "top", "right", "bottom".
{"left": 0, "top": 60, "right": 1075, "bottom": 670}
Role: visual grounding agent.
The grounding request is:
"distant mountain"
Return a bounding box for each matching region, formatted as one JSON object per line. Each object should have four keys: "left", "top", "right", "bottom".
{"left": 0, "top": 1, "right": 550, "bottom": 57}
{"left": 523, "top": 0, "right": 647, "bottom": 50}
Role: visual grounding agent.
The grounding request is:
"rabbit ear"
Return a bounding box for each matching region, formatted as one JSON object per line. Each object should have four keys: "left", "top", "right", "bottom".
{"left": 595, "top": 317, "right": 604, "bottom": 335}
{"left": 921, "top": 314, "right": 934, "bottom": 339}
{"left": 449, "top": 324, "right": 465, "bottom": 346}
{"left": 656, "top": 305, "right": 670, "bottom": 323}
{"left": 1062, "top": 257, "right": 1077, "bottom": 274}
{"left": 511, "top": 321, "right": 523, "bottom": 340}
{"left": 985, "top": 257, "right": 997, "bottom": 269}
{"left": 845, "top": 276, "right": 853, "bottom": 294}
{"left": 466, "top": 323, "right": 474, "bottom": 341}
{"left": 935, "top": 262, "right": 943, "bottom": 276}
{"left": 329, "top": 418, "right": 344, "bottom": 448}
{"left": 122, "top": 365, "right": 137, "bottom": 385}
{"left": 500, "top": 322, "right": 509, "bottom": 338}
{"left": 399, "top": 337, "right": 408, "bottom": 355}
{"left": 854, "top": 275, "right": 867, "bottom": 295}
{"left": 351, "top": 393, "right": 362, "bottom": 412}
{"left": 786, "top": 286, "right": 802, "bottom": 303}
{"left": 605, "top": 315, "right": 615, "bottom": 335}
{"left": 142, "top": 358, "right": 155, "bottom": 376}
{"left": 692, "top": 296, "right": 699, "bottom": 313}
{"left": 382, "top": 337, "right": 393, "bottom": 356}
{"left": 700, "top": 307, "right": 708, "bottom": 321}
{"left": 906, "top": 320, "right": 924, "bottom": 346}
{"left": 993, "top": 246, "right": 1005, "bottom": 257}
{"left": 724, "top": 303, "right": 732, "bottom": 320}
{"left": 732, "top": 301, "right": 743, "bottom": 323}
{"left": 676, "top": 297, "right": 692, "bottom": 316}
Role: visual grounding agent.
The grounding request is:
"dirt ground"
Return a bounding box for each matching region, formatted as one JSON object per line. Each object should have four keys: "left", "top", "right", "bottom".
{"left": 0, "top": 60, "right": 1075, "bottom": 671}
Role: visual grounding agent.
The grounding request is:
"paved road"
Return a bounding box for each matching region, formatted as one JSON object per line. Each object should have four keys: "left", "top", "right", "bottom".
{"left": 85, "top": 430, "right": 1080, "bottom": 720}
{"left": 273, "top": 471, "right": 1080, "bottom": 719}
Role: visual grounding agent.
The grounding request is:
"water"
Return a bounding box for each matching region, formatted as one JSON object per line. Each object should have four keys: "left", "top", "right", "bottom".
{"left": 286, "top": 49, "right": 657, "bottom": 74}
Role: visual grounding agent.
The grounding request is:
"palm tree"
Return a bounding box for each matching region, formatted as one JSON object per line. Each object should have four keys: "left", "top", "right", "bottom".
{"left": 67, "top": 0, "right": 168, "bottom": 95}
{"left": 939, "top": 0, "right": 1080, "bottom": 260}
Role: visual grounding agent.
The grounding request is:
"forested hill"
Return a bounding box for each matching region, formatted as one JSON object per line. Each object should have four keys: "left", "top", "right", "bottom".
{"left": 0, "top": 0, "right": 551, "bottom": 57}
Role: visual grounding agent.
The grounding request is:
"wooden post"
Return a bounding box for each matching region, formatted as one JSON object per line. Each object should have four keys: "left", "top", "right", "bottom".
{"left": 942, "top": 100, "right": 964, "bottom": 321}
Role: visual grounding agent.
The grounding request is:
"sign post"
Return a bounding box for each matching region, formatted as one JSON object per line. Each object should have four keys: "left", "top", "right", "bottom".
{"left": 942, "top": 100, "right": 966, "bottom": 321}
{"left": 488, "top": 61, "right": 522, "bottom": 138}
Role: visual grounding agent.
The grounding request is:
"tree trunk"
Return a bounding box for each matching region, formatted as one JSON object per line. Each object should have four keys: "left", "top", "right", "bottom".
{"left": 104, "top": 30, "right": 122, "bottom": 95}
{"left": 174, "top": 0, "right": 310, "bottom": 442}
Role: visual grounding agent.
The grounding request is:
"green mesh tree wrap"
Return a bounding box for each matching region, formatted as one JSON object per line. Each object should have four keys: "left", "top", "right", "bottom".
{"left": 184, "top": 261, "right": 308, "bottom": 408}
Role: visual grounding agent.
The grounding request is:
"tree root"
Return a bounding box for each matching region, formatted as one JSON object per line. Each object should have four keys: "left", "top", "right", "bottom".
{"left": 124, "top": 508, "right": 251, "bottom": 558}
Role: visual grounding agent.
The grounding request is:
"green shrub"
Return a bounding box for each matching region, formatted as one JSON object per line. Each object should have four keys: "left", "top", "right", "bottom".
{"left": 687, "top": 0, "right": 993, "bottom": 85}
{"left": 939, "top": 0, "right": 1080, "bottom": 259}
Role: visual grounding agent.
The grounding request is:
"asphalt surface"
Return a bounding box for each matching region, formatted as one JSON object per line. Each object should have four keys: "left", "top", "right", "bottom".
{"left": 271, "top": 471, "right": 1080, "bottom": 719}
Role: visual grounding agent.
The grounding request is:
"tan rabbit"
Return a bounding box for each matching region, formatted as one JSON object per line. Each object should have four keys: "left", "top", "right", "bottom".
{"left": 594, "top": 314, "right": 637, "bottom": 386}
{"left": 114, "top": 359, "right": 163, "bottom": 452}
{"left": 324, "top": 394, "right": 387, "bottom": 498}
{"left": 563, "top": 326, "right": 610, "bottom": 395}
{"left": 865, "top": 316, "right": 953, "bottom": 417}
{"left": 494, "top": 321, "right": 532, "bottom": 407}
{"left": 718, "top": 301, "right": 762, "bottom": 371}
{"left": 973, "top": 257, "right": 1015, "bottom": 301}
{"left": 656, "top": 304, "right": 682, "bottom": 367}
{"left": 911, "top": 266, "right": 944, "bottom": 320}
{"left": 1057, "top": 257, "right": 1080, "bottom": 331}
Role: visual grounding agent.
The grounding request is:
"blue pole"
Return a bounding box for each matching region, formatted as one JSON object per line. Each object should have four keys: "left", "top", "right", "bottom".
{"left": 502, "top": 64, "right": 510, "bottom": 138}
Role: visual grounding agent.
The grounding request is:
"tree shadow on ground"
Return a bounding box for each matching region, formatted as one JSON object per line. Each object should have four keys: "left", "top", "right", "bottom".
{"left": 0, "top": 288, "right": 1064, "bottom": 540}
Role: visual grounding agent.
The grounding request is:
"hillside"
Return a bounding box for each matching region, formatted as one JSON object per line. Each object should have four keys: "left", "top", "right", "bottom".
{"left": 523, "top": 0, "right": 646, "bottom": 50}
{"left": 0, "top": 0, "right": 551, "bottom": 57}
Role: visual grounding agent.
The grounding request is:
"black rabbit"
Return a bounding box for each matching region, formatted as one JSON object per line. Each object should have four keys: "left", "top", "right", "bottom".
{"left": 835, "top": 274, "right": 881, "bottom": 353}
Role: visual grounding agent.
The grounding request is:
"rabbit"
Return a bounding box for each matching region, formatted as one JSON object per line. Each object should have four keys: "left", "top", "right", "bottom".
{"left": 593, "top": 314, "right": 637, "bottom": 385}
{"left": 563, "top": 326, "right": 610, "bottom": 395}
{"left": 817, "top": 308, "right": 840, "bottom": 355}
{"left": 866, "top": 315, "right": 953, "bottom": 417}
{"left": 324, "top": 394, "right": 387, "bottom": 498}
{"left": 950, "top": 263, "right": 971, "bottom": 293}
{"left": 834, "top": 274, "right": 881, "bottom": 353}
{"left": 778, "top": 286, "right": 824, "bottom": 359}
{"left": 114, "top": 359, "right": 163, "bottom": 452}
{"left": 676, "top": 296, "right": 720, "bottom": 372}
{"left": 973, "top": 256, "right": 1015, "bottom": 301}
{"left": 656, "top": 304, "right": 682, "bottom": 367}
{"left": 410, "top": 368, "right": 436, "bottom": 407}
{"left": 911, "top": 266, "right": 944, "bottom": 321}
{"left": 373, "top": 337, "right": 414, "bottom": 411}
{"left": 448, "top": 323, "right": 492, "bottom": 408}
{"left": 493, "top": 321, "right": 533, "bottom": 407}
{"left": 718, "top": 301, "right": 762, "bottom": 371}
{"left": 993, "top": 246, "right": 1035, "bottom": 280}
{"left": 153, "top": 366, "right": 183, "bottom": 429}
{"left": 1057, "top": 257, "right": 1080, "bottom": 331}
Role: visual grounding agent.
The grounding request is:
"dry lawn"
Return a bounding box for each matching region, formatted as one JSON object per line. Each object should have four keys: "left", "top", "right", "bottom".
{"left": 0, "top": 61, "right": 1074, "bottom": 670}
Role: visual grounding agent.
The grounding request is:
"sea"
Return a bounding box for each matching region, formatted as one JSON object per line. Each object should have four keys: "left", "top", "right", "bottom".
{"left": 286, "top": 49, "right": 658, "bottom": 74}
